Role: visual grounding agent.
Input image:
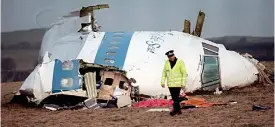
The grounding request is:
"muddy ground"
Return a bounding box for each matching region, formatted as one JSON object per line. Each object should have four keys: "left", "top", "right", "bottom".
{"left": 1, "top": 81, "right": 274, "bottom": 127}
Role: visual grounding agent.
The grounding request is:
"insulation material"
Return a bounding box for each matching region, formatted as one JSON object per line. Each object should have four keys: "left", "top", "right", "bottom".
{"left": 113, "top": 86, "right": 127, "bottom": 98}
{"left": 97, "top": 85, "right": 114, "bottom": 100}
{"left": 117, "top": 95, "right": 132, "bottom": 108}
{"left": 242, "top": 54, "right": 273, "bottom": 85}
{"left": 84, "top": 72, "right": 98, "bottom": 99}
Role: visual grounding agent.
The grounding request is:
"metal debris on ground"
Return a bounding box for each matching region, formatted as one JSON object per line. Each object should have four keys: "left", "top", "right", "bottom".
{"left": 43, "top": 104, "right": 61, "bottom": 111}
{"left": 252, "top": 105, "right": 271, "bottom": 111}
{"left": 83, "top": 98, "right": 100, "bottom": 109}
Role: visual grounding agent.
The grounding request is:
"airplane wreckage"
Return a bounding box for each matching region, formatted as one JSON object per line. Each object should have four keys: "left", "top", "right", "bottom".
{"left": 11, "top": 4, "right": 273, "bottom": 110}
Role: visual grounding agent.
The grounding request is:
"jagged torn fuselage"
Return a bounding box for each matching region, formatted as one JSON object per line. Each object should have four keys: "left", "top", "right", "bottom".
{"left": 17, "top": 17, "right": 259, "bottom": 105}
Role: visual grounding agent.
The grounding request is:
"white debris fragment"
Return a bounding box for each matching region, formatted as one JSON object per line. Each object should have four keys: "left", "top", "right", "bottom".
{"left": 214, "top": 88, "right": 223, "bottom": 95}
{"left": 229, "top": 101, "right": 237, "bottom": 105}
{"left": 146, "top": 108, "right": 170, "bottom": 112}
{"left": 43, "top": 104, "right": 60, "bottom": 111}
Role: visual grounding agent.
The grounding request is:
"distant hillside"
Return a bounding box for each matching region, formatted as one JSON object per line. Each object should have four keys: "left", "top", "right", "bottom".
{"left": 1, "top": 28, "right": 46, "bottom": 82}
{"left": 1, "top": 28, "right": 47, "bottom": 49}
{"left": 206, "top": 36, "right": 274, "bottom": 61}
{"left": 206, "top": 36, "right": 273, "bottom": 46}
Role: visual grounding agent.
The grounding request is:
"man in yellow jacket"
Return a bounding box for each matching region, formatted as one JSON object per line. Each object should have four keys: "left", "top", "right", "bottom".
{"left": 161, "top": 50, "right": 187, "bottom": 116}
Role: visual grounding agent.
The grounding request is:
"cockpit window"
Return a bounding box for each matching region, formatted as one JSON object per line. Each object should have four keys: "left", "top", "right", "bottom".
{"left": 202, "top": 42, "right": 219, "bottom": 55}
{"left": 203, "top": 49, "right": 218, "bottom": 55}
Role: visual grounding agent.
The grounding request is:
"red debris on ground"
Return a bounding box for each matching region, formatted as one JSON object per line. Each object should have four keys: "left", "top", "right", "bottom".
{"left": 132, "top": 97, "right": 216, "bottom": 108}
{"left": 1, "top": 82, "right": 274, "bottom": 127}
{"left": 181, "top": 97, "right": 214, "bottom": 108}
{"left": 132, "top": 99, "right": 173, "bottom": 108}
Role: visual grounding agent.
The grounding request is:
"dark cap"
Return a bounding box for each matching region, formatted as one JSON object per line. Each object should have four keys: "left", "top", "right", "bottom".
{"left": 165, "top": 50, "right": 174, "bottom": 57}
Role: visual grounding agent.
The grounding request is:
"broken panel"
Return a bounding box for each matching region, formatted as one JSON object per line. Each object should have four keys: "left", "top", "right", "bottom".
{"left": 97, "top": 71, "right": 131, "bottom": 101}
{"left": 97, "top": 72, "right": 115, "bottom": 100}
{"left": 104, "top": 78, "right": 114, "bottom": 86}
{"left": 52, "top": 59, "right": 81, "bottom": 93}
{"left": 97, "top": 85, "right": 114, "bottom": 100}
{"left": 84, "top": 72, "right": 98, "bottom": 99}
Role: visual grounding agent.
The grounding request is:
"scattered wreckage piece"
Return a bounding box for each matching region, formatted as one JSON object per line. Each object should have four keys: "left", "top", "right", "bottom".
{"left": 252, "top": 105, "right": 271, "bottom": 111}
{"left": 11, "top": 58, "right": 139, "bottom": 110}
{"left": 83, "top": 72, "right": 97, "bottom": 99}
{"left": 132, "top": 95, "right": 236, "bottom": 110}
{"left": 146, "top": 108, "right": 170, "bottom": 112}
{"left": 241, "top": 53, "right": 274, "bottom": 86}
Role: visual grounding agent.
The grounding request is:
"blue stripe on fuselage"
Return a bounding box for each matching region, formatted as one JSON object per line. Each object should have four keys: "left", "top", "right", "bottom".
{"left": 94, "top": 32, "right": 134, "bottom": 69}
{"left": 52, "top": 59, "right": 80, "bottom": 93}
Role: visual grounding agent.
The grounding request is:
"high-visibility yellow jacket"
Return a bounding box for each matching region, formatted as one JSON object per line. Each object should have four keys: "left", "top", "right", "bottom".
{"left": 161, "top": 59, "right": 187, "bottom": 87}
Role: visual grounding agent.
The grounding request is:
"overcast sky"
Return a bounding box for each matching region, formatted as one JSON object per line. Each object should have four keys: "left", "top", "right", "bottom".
{"left": 1, "top": 0, "right": 274, "bottom": 37}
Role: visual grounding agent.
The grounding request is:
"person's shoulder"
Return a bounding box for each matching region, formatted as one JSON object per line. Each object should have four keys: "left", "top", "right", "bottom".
{"left": 164, "top": 60, "right": 169, "bottom": 65}
{"left": 177, "top": 59, "right": 183, "bottom": 62}
{"left": 177, "top": 59, "right": 185, "bottom": 64}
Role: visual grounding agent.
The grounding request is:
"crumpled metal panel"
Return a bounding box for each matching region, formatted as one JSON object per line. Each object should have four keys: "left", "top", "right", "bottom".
{"left": 84, "top": 72, "right": 98, "bottom": 99}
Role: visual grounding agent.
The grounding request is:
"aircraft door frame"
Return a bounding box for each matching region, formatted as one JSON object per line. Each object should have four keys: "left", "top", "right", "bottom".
{"left": 200, "top": 54, "right": 221, "bottom": 91}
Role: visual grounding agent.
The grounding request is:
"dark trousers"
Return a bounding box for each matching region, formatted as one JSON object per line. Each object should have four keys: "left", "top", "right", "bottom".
{"left": 168, "top": 87, "right": 181, "bottom": 112}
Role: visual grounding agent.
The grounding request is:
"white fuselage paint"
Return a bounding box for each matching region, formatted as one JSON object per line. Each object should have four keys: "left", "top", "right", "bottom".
{"left": 39, "top": 25, "right": 259, "bottom": 96}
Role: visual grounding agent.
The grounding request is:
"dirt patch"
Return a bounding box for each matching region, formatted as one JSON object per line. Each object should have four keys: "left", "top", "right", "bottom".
{"left": 1, "top": 82, "right": 22, "bottom": 104}
{"left": 261, "top": 61, "right": 274, "bottom": 72}
{"left": 1, "top": 82, "right": 274, "bottom": 127}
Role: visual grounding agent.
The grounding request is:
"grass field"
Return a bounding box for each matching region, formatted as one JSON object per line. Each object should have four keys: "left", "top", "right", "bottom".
{"left": 1, "top": 82, "right": 274, "bottom": 127}
{"left": 1, "top": 60, "right": 274, "bottom": 127}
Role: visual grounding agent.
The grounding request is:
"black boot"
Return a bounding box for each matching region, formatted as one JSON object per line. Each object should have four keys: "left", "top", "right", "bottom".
{"left": 170, "top": 110, "right": 182, "bottom": 116}
{"left": 170, "top": 111, "right": 176, "bottom": 116}
{"left": 177, "top": 110, "right": 182, "bottom": 115}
